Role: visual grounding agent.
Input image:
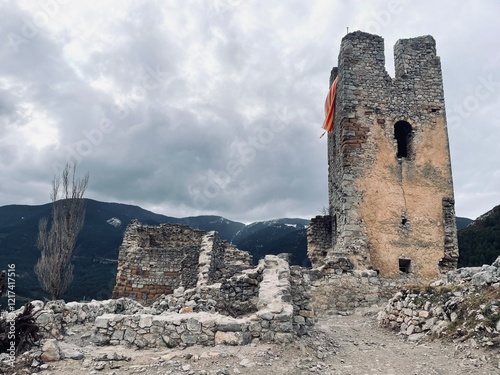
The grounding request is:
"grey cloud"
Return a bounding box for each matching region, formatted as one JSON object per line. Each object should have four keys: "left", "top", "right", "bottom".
{"left": 0, "top": 1, "right": 499, "bottom": 223}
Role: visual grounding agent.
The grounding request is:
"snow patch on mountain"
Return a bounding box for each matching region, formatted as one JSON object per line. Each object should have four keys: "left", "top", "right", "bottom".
{"left": 209, "top": 217, "right": 231, "bottom": 225}
{"left": 106, "top": 217, "right": 122, "bottom": 227}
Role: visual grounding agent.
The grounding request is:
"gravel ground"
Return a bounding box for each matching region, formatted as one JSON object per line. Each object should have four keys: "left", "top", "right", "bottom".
{"left": 5, "top": 307, "right": 500, "bottom": 375}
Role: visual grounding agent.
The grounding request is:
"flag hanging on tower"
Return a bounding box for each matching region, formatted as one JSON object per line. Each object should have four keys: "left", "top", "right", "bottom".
{"left": 320, "top": 76, "right": 338, "bottom": 138}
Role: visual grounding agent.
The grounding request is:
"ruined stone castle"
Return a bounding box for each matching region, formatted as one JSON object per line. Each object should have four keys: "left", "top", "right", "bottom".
{"left": 0, "top": 33, "right": 470, "bottom": 363}
{"left": 112, "top": 220, "right": 253, "bottom": 302}
{"left": 108, "top": 220, "right": 314, "bottom": 347}
{"left": 308, "top": 31, "right": 459, "bottom": 280}
{"left": 91, "top": 31, "right": 461, "bottom": 347}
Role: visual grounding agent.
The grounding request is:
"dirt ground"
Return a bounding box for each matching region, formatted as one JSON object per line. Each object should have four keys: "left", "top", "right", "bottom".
{"left": 8, "top": 307, "right": 500, "bottom": 375}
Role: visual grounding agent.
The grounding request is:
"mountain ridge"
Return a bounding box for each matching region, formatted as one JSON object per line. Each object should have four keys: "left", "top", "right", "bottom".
{"left": 457, "top": 204, "right": 500, "bottom": 267}
{"left": 0, "top": 199, "right": 307, "bottom": 302}
{"left": 0, "top": 198, "right": 489, "bottom": 303}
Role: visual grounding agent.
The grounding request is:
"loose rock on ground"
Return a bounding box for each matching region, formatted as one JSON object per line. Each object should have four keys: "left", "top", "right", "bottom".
{"left": 5, "top": 306, "right": 499, "bottom": 375}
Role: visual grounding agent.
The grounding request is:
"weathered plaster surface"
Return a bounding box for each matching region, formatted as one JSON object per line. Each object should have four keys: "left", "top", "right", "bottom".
{"left": 308, "top": 31, "right": 458, "bottom": 280}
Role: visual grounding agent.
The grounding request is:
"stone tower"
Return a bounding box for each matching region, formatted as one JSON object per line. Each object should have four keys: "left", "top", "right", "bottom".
{"left": 308, "top": 31, "right": 459, "bottom": 280}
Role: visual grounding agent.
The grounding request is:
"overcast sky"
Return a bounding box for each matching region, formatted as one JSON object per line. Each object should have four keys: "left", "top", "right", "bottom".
{"left": 0, "top": 0, "right": 499, "bottom": 223}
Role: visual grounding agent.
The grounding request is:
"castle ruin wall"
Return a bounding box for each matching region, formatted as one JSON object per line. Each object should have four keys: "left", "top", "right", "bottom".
{"left": 112, "top": 221, "right": 252, "bottom": 304}
{"left": 112, "top": 221, "right": 206, "bottom": 302}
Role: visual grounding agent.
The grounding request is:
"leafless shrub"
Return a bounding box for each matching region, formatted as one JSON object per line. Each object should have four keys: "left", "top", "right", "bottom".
{"left": 34, "top": 163, "right": 89, "bottom": 300}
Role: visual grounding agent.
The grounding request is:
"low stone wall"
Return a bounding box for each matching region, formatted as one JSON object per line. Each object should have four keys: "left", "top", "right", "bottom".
{"left": 378, "top": 288, "right": 451, "bottom": 340}
{"left": 90, "top": 308, "right": 297, "bottom": 348}
{"left": 5, "top": 255, "right": 314, "bottom": 349}
{"left": 18, "top": 298, "right": 151, "bottom": 338}
{"left": 310, "top": 269, "right": 401, "bottom": 315}
{"left": 90, "top": 255, "right": 314, "bottom": 348}
{"left": 290, "top": 266, "right": 314, "bottom": 334}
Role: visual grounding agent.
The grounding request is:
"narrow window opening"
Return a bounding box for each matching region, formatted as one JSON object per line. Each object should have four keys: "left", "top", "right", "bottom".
{"left": 394, "top": 121, "right": 413, "bottom": 158}
{"left": 400, "top": 212, "right": 409, "bottom": 231}
{"left": 399, "top": 259, "right": 411, "bottom": 273}
{"left": 332, "top": 214, "right": 337, "bottom": 245}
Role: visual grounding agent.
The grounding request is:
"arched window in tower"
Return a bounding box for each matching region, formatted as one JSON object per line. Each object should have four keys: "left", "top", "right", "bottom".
{"left": 394, "top": 121, "right": 413, "bottom": 158}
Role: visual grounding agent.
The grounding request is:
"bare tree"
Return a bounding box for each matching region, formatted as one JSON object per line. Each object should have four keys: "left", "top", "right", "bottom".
{"left": 34, "top": 164, "right": 89, "bottom": 300}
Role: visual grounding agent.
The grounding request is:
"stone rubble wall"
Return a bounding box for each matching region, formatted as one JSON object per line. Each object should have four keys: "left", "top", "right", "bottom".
{"left": 197, "top": 231, "right": 223, "bottom": 288}
{"left": 13, "top": 298, "right": 152, "bottom": 339}
{"left": 113, "top": 221, "right": 253, "bottom": 304}
{"left": 113, "top": 221, "right": 205, "bottom": 302}
{"left": 90, "top": 255, "right": 314, "bottom": 348}
{"left": 218, "top": 265, "right": 262, "bottom": 317}
{"left": 289, "top": 266, "right": 315, "bottom": 334}
{"left": 6, "top": 254, "right": 314, "bottom": 349}
{"left": 223, "top": 243, "right": 253, "bottom": 268}
{"left": 217, "top": 243, "right": 255, "bottom": 285}
{"left": 378, "top": 257, "right": 500, "bottom": 345}
{"left": 150, "top": 259, "right": 313, "bottom": 326}
{"left": 307, "top": 215, "right": 332, "bottom": 267}
{"left": 151, "top": 263, "right": 264, "bottom": 317}
{"left": 308, "top": 263, "right": 422, "bottom": 316}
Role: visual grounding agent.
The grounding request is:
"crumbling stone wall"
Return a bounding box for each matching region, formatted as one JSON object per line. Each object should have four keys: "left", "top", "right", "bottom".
{"left": 307, "top": 215, "right": 332, "bottom": 266}
{"left": 103, "top": 219, "right": 316, "bottom": 347}
{"left": 112, "top": 221, "right": 206, "bottom": 302}
{"left": 308, "top": 31, "right": 458, "bottom": 280}
{"left": 441, "top": 197, "right": 459, "bottom": 271}
{"left": 91, "top": 255, "right": 314, "bottom": 348}
{"left": 13, "top": 254, "right": 313, "bottom": 348}
{"left": 289, "top": 266, "right": 314, "bottom": 334}
{"left": 218, "top": 267, "right": 262, "bottom": 317}
{"left": 112, "top": 220, "right": 252, "bottom": 304}
{"left": 309, "top": 267, "right": 407, "bottom": 316}
{"left": 27, "top": 298, "right": 152, "bottom": 339}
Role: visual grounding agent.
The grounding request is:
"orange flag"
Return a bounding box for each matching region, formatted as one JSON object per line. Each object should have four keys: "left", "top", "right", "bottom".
{"left": 320, "top": 76, "right": 338, "bottom": 138}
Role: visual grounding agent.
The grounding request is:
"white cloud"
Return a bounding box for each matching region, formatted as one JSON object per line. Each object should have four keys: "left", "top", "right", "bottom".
{"left": 0, "top": 0, "right": 499, "bottom": 222}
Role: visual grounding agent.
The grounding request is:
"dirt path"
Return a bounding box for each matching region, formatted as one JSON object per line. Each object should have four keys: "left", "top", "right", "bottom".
{"left": 16, "top": 308, "right": 500, "bottom": 375}
{"left": 315, "top": 308, "right": 499, "bottom": 375}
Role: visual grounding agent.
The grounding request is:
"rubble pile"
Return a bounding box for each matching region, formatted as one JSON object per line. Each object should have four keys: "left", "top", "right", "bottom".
{"left": 379, "top": 257, "right": 500, "bottom": 347}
